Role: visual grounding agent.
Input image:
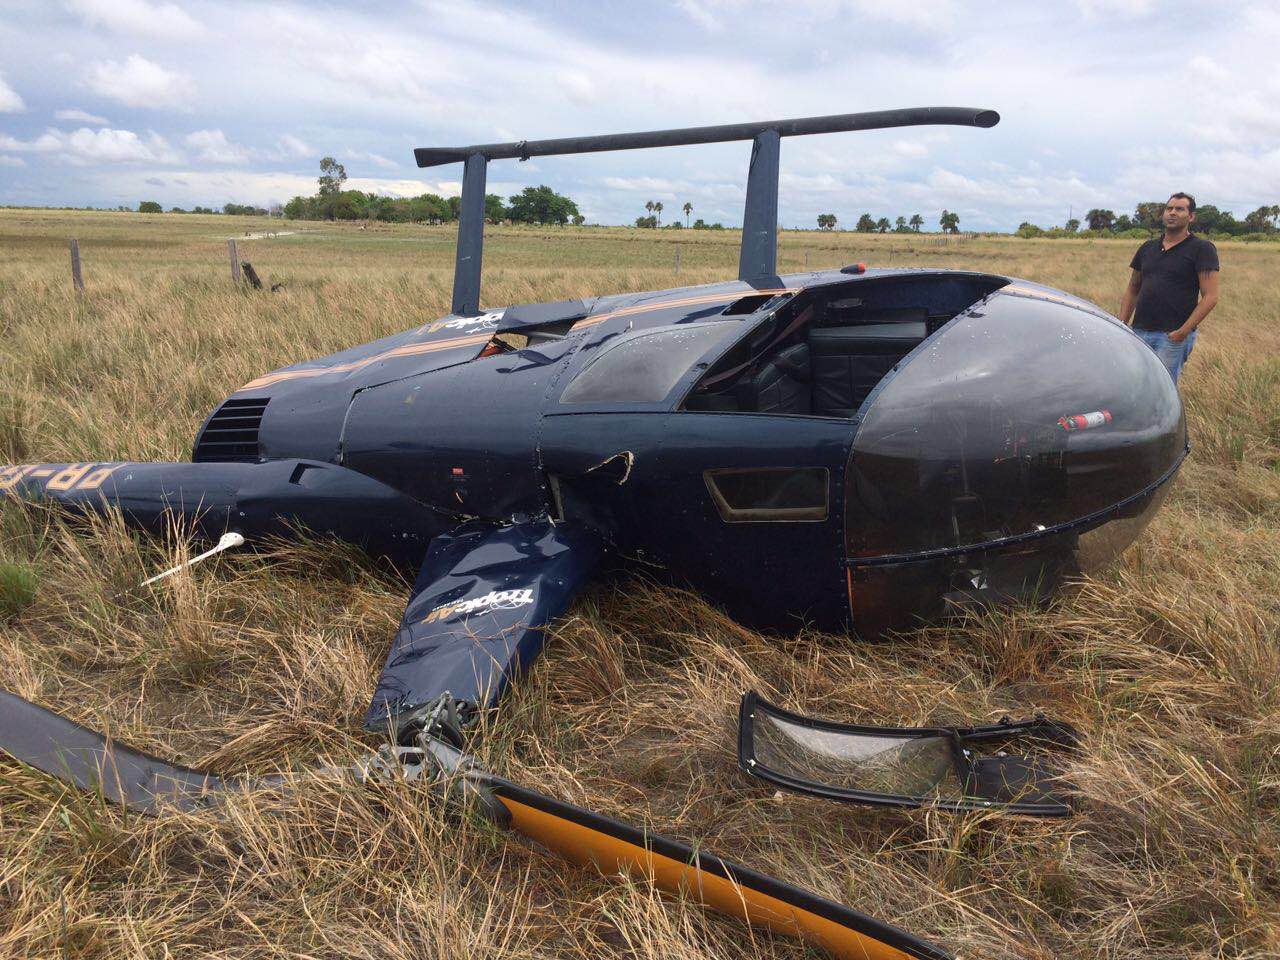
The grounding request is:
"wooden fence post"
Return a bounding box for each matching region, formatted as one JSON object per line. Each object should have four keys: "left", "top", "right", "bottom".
{"left": 227, "top": 238, "right": 240, "bottom": 285}
{"left": 69, "top": 239, "right": 84, "bottom": 293}
{"left": 674, "top": 245, "right": 681, "bottom": 273}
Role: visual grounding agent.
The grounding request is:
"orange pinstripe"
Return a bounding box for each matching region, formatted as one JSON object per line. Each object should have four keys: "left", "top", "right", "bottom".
{"left": 234, "top": 286, "right": 802, "bottom": 393}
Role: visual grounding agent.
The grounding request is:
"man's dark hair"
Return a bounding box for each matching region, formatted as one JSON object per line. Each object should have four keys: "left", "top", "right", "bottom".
{"left": 1168, "top": 191, "right": 1196, "bottom": 213}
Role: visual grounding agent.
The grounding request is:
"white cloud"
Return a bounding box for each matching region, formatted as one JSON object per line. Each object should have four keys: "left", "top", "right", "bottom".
{"left": 0, "top": 0, "right": 1271, "bottom": 227}
{"left": 55, "top": 108, "right": 110, "bottom": 125}
{"left": 1074, "top": 0, "right": 1154, "bottom": 18}
{"left": 1114, "top": 144, "right": 1280, "bottom": 212}
{"left": 348, "top": 176, "right": 457, "bottom": 197}
{"left": 314, "top": 46, "right": 439, "bottom": 107}
{"left": 87, "top": 55, "right": 195, "bottom": 110}
{"left": 602, "top": 176, "right": 688, "bottom": 193}
{"left": 0, "top": 73, "right": 24, "bottom": 113}
{"left": 184, "top": 129, "right": 251, "bottom": 164}
{"left": 0, "top": 127, "right": 181, "bottom": 165}
{"left": 71, "top": 128, "right": 178, "bottom": 163}
{"left": 64, "top": 0, "right": 205, "bottom": 40}
{"left": 673, "top": 0, "right": 728, "bottom": 31}
{"left": 673, "top": 0, "right": 957, "bottom": 32}
{"left": 890, "top": 131, "right": 947, "bottom": 159}
{"left": 1181, "top": 41, "right": 1280, "bottom": 148}
{"left": 780, "top": 172, "right": 844, "bottom": 192}
{"left": 847, "top": 0, "right": 958, "bottom": 28}
{"left": 892, "top": 140, "right": 929, "bottom": 158}
{"left": 342, "top": 149, "right": 397, "bottom": 171}
{"left": 277, "top": 134, "right": 312, "bottom": 158}
{"left": 1188, "top": 54, "right": 1229, "bottom": 85}
{"left": 556, "top": 70, "right": 601, "bottom": 106}
{"left": 0, "top": 156, "right": 25, "bottom": 168}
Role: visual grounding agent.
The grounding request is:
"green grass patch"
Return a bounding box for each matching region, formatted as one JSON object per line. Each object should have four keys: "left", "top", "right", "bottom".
{"left": 0, "top": 560, "right": 37, "bottom": 617}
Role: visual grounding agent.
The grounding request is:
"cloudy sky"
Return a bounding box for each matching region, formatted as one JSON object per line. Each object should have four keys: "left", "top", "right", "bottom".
{"left": 1, "top": 0, "right": 1277, "bottom": 229}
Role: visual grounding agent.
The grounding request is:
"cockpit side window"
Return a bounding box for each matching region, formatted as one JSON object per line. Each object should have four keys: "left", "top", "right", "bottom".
{"left": 705, "top": 467, "right": 829, "bottom": 522}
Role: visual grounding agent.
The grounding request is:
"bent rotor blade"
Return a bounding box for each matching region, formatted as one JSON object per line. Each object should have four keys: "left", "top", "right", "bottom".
{"left": 0, "top": 690, "right": 237, "bottom": 813}
{"left": 488, "top": 777, "right": 952, "bottom": 960}
{"left": 0, "top": 692, "right": 950, "bottom": 960}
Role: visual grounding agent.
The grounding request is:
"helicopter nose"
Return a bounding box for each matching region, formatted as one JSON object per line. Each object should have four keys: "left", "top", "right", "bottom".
{"left": 843, "top": 283, "right": 1185, "bottom": 637}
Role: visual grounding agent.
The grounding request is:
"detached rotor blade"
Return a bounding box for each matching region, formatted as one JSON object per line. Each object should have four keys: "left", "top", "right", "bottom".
{"left": 0, "top": 692, "right": 951, "bottom": 960}
{"left": 489, "top": 777, "right": 951, "bottom": 960}
{"left": 0, "top": 690, "right": 242, "bottom": 813}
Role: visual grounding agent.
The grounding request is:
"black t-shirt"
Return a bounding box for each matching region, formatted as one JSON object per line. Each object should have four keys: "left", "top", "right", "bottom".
{"left": 1129, "top": 234, "right": 1219, "bottom": 332}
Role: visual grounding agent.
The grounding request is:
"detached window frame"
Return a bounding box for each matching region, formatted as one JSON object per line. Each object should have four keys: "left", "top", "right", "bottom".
{"left": 737, "top": 691, "right": 1078, "bottom": 818}
{"left": 704, "top": 467, "right": 829, "bottom": 523}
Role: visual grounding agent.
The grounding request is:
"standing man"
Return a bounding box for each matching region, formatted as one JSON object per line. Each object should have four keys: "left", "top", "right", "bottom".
{"left": 1119, "top": 192, "right": 1220, "bottom": 383}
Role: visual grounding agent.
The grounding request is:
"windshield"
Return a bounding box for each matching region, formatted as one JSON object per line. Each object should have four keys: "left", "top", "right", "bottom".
{"left": 560, "top": 323, "right": 740, "bottom": 405}
{"left": 846, "top": 290, "right": 1184, "bottom": 558}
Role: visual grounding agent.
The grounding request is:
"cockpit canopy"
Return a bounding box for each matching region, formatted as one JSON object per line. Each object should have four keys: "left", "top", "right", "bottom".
{"left": 552, "top": 271, "right": 1011, "bottom": 415}
{"left": 682, "top": 272, "right": 1008, "bottom": 418}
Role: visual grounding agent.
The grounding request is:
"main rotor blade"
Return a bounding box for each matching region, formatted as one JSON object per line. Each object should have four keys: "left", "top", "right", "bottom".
{"left": 489, "top": 777, "right": 952, "bottom": 960}
{"left": 0, "top": 692, "right": 952, "bottom": 960}
{"left": 415, "top": 106, "right": 999, "bottom": 167}
{"left": 0, "top": 690, "right": 238, "bottom": 813}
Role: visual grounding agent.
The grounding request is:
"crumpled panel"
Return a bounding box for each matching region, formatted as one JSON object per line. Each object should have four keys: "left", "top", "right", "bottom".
{"left": 364, "top": 518, "right": 603, "bottom": 730}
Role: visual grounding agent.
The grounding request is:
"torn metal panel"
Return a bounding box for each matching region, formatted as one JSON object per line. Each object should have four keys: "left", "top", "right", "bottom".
{"left": 583, "top": 451, "right": 634, "bottom": 485}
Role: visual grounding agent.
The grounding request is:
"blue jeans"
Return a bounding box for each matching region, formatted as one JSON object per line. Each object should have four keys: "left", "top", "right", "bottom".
{"left": 1136, "top": 328, "right": 1197, "bottom": 383}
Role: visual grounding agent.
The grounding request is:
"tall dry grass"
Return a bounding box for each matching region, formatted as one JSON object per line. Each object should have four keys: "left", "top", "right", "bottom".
{"left": 1, "top": 210, "right": 1278, "bottom": 959}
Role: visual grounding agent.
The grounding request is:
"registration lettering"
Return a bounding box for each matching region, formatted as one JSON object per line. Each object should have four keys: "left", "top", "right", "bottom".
{"left": 0, "top": 462, "right": 122, "bottom": 496}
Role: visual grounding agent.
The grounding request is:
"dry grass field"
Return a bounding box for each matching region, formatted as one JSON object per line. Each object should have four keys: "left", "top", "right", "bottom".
{"left": 1, "top": 208, "right": 1278, "bottom": 959}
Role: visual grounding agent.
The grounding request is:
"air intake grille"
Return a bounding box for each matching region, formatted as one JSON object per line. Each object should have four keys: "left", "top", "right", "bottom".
{"left": 193, "top": 397, "right": 268, "bottom": 463}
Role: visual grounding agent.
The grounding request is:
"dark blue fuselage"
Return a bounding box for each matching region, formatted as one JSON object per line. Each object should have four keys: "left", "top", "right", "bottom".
{"left": 185, "top": 266, "right": 1184, "bottom": 635}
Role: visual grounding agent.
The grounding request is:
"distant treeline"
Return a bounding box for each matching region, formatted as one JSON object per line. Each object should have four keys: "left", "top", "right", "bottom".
{"left": 811, "top": 211, "right": 959, "bottom": 234}
{"left": 1015, "top": 202, "right": 1280, "bottom": 241}
{"left": 140, "top": 202, "right": 269, "bottom": 215}
{"left": 23, "top": 177, "right": 1280, "bottom": 243}
{"left": 278, "top": 158, "right": 583, "bottom": 225}
{"left": 281, "top": 185, "right": 584, "bottom": 225}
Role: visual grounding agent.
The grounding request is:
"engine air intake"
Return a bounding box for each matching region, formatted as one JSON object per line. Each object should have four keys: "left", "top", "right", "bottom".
{"left": 193, "top": 397, "right": 268, "bottom": 462}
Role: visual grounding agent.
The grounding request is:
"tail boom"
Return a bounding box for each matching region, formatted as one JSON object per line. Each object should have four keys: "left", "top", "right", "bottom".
{"left": 0, "top": 459, "right": 454, "bottom": 567}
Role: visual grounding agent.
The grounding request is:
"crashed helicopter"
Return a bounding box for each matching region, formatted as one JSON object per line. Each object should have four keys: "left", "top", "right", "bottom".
{"left": 0, "top": 107, "right": 1186, "bottom": 960}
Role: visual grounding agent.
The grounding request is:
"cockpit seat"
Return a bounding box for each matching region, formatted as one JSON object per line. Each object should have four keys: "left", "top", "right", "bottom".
{"left": 809, "top": 321, "right": 928, "bottom": 417}
{"left": 737, "top": 343, "right": 810, "bottom": 415}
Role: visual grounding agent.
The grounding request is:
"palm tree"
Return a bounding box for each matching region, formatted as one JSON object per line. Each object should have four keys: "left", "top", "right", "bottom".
{"left": 654, "top": 201, "right": 663, "bottom": 226}
{"left": 683, "top": 201, "right": 692, "bottom": 227}
{"left": 645, "top": 201, "right": 654, "bottom": 221}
